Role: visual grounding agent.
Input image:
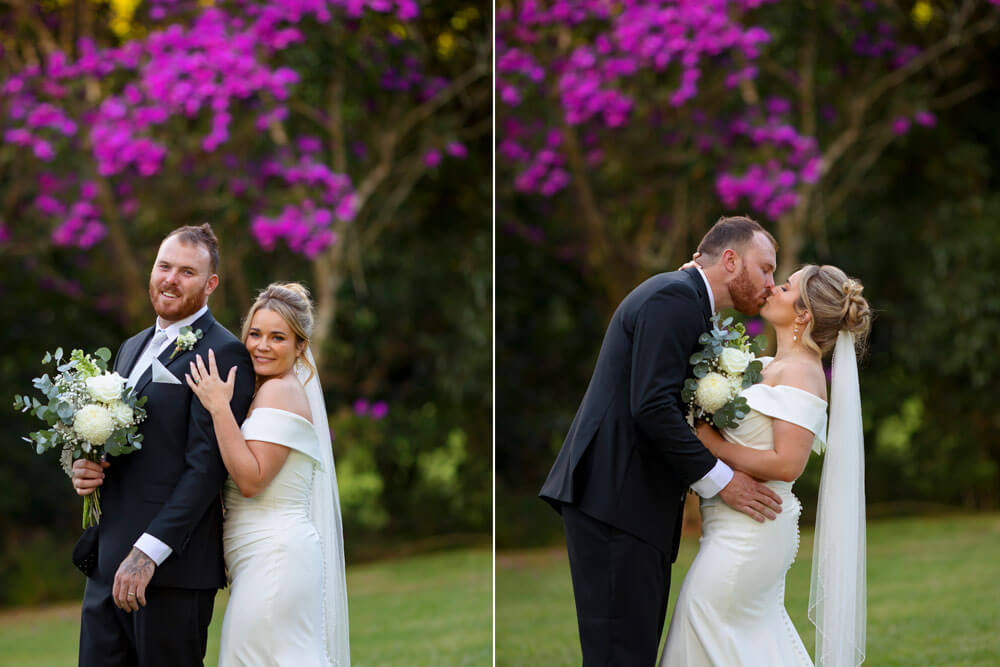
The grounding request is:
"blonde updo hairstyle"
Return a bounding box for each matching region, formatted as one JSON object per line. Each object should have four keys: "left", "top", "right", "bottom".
{"left": 241, "top": 282, "right": 315, "bottom": 384}
{"left": 794, "top": 265, "right": 872, "bottom": 358}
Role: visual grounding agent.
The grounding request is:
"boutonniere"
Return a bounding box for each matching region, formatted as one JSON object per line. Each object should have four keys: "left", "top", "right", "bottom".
{"left": 170, "top": 326, "right": 203, "bottom": 359}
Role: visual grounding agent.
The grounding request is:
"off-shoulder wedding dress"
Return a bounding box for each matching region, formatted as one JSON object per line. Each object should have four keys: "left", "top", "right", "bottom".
{"left": 218, "top": 398, "right": 349, "bottom": 666}
{"left": 660, "top": 366, "right": 828, "bottom": 667}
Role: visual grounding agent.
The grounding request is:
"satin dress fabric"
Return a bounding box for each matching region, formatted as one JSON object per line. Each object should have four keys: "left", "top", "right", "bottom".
{"left": 660, "top": 378, "right": 828, "bottom": 667}
{"left": 218, "top": 408, "right": 331, "bottom": 666}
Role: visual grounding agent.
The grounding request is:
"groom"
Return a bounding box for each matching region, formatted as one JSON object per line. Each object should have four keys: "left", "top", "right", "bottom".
{"left": 540, "top": 216, "right": 783, "bottom": 665}
{"left": 71, "top": 224, "right": 255, "bottom": 666}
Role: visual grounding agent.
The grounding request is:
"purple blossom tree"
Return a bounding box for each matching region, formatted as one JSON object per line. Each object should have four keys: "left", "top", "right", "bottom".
{"left": 0, "top": 0, "right": 489, "bottom": 358}
{"left": 497, "top": 0, "right": 1000, "bottom": 305}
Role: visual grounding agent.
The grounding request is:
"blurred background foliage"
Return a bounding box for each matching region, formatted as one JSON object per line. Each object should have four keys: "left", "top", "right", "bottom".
{"left": 497, "top": 1, "right": 1000, "bottom": 548}
{"left": 0, "top": 0, "right": 490, "bottom": 607}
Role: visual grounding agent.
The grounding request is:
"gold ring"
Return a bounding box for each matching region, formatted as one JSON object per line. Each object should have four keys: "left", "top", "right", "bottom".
{"left": 127, "top": 592, "right": 135, "bottom": 597}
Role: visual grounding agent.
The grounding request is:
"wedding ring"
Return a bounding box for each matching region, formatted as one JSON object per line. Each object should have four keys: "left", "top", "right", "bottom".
{"left": 127, "top": 592, "right": 135, "bottom": 597}
{"left": 192, "top": 378, "right": 199, "bottom": 385}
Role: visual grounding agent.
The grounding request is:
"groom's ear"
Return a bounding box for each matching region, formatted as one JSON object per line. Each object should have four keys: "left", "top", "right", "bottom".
{"left": 204, "top": 273, "right": 219, "bottom": 296}
{"left": 721, "top": 248, "right": 741, "bottom": 274}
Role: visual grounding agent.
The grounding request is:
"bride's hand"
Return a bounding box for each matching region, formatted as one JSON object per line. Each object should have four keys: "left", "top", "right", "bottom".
{"left": 185, "top": 349, "right": 237, "bottom": 416}
{"left": 677, "top": 251, "right": 702, "bottom": 271}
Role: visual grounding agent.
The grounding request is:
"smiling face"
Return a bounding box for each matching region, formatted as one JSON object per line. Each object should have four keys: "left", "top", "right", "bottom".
{"left": 244, "top": 307, "right": 305, "bottom": 379}
{"left": 148, "top": 235, "right": 218, "bottom": 324}
{"left": 760, "top": 269, "right": 805, "bottom": 326}
{"left": 727, "top": 232, "right": 777, "bottom": 316}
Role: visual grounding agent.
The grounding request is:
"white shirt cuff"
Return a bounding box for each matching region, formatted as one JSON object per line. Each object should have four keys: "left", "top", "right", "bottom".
{"left": 690, "top": 460, "right": 734, "bottom": 498}
{"left": 134, "top": 533, "right": 173, "bottom": 566}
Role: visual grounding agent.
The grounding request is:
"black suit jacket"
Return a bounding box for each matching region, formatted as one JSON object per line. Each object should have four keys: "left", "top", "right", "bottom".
{"left": 540, "top": 268, "right": 719, "bottom": 558}
{"left": 91, "top": 309, "right": 254, "bottom": 589}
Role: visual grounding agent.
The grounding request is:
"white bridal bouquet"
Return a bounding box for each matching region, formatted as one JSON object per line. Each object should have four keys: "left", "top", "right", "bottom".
{"left": 682, "top": 314, "right": 766, "bottom": 429}
{"left": 13, "top": 347, "right": 147, "bottom": 527}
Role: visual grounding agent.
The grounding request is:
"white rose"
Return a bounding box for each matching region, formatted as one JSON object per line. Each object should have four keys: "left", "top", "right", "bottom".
{"left": 86, "top": 372, "right": 126, "bottom": 403}
{"left": 108, "top": 400, "right": 134, "bottom": 427}
{"left": 695, "top": 372, "right": 732, "bottom": 413}
{"left": 718, "top": 347, "right": 752, "bottom": 375}
{"left": 73, "top": 404, "right": 115, "bottom": 445}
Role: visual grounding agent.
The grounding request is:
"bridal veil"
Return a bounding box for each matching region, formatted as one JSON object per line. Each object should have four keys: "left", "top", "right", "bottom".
{"left": 301, "top": 347, "right": 351, "bottom": 666}
{"left": 809, "top": 330, "right": 866, "bottom": 667}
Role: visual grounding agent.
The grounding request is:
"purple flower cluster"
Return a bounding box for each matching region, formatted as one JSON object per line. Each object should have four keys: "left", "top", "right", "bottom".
{"left": 250, "top": 148, "right": 358, "bottom": 258}
{"left": 501, "top": 121, "right": 570, "bottom": 196}
{"left": 836, "top": 6, "right": 924, "bottom": 69}
{"left": 891, "top": 110, "right": 936, "bottom": 136}
{"left": 497, "top": 1, "right": 798, "bottom": 204}
{"left": 715, "top": 105, "right": 822, "bottom": 219}
{"left": 0, "top": 0, "right": 419, "bottom": 254}
{"left": 353, "top": 398, "right": 389, "bottom": 420}
{"left": 499, "top": 0, "right": 778, "bottom": 128}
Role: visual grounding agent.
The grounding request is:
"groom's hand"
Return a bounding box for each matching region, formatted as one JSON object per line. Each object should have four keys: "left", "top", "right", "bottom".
{"left": 113, "top": 547, "right": 155, "bottom": 612}
{"left": 718, "top": 471, "right": 782, "bottom": 522}
{"left": 71, "top": 459, "right": 109, "bottom": 496}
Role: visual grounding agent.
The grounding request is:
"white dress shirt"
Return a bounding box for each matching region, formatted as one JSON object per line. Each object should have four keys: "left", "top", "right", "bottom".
{"left": 132, "top": 305, "right": 208, "bottom": 565}
{"left": 688, "top": 266, "right": 734, "bottom": 498}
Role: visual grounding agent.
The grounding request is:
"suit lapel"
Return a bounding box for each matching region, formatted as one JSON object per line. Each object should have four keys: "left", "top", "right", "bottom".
{"left": 134, "top": 310, "right": 217, "bottom": 396}
{"left": 119, "top": 327, "right": 155, "bottom": 378}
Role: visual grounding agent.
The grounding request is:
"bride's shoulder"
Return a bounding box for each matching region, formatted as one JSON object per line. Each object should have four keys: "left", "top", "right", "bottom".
{"left": 252, "top": 376, "right": 312, "bottom": 422}
{"left": 766, "top": 358, "right": 827, "bottom": 402}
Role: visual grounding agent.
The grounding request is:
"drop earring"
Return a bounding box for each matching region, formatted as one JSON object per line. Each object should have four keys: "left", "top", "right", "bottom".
{"left": 793, "top": 324, "right": 799, "bottom": 342}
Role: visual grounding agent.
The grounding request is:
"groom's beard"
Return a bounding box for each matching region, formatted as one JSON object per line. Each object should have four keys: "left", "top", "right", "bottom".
{"left": 149, "top": 278, "right": 209, "bottom": 322}
{"left": 729, "top": 266, "right": 765, "bottom": 316}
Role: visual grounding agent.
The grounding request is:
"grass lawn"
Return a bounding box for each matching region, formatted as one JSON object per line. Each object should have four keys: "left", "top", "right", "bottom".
{"left": 0, "top": 547, "right": 490, "bottom": 667}
{"left": 496, "top": 513, "right": 1000, "bottom": 666}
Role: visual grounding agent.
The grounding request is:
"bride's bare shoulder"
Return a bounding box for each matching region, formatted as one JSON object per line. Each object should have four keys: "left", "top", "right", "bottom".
{"left": 252, "top": 376, "right": 313, "bottom": 422}
{"left": 767, "top": 358, "right": 827, "bottom": 401}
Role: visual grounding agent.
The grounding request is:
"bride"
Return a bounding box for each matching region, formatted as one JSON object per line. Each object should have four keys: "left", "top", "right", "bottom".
{"left": 186, "top": 282, "right": 349, "bottom": 666}
{"left": 660, "top": 264, "right": 871, "bottom": 667}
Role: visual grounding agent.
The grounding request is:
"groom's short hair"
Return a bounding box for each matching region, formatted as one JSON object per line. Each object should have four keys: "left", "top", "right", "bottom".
{"left": 696, "top": 216, "right": 776, "bottom": 262}
{"left": 165, "top": 223, "right": 220, "bottom": 273}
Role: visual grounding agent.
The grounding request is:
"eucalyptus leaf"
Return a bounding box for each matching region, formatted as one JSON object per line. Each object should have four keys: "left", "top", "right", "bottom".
{"left": 693, "top": 364, "right": 708, "bottom": 379}
{"left": 56, "top": 401, "right": 75, "bottom": 420}
{"left": 689, "top": 352, "right": 703, "bottom": 365}
{"left": 54, "top": 347, "right": 64, "bottom": 362}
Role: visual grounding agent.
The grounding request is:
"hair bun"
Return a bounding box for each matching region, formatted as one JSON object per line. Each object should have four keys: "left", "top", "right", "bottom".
{"left": 840, "top": 278, "right": 871, "bottom": 342}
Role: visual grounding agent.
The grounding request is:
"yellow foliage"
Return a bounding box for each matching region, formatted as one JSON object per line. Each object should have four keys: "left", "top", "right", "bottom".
{"left": 108, "top": 0, "right": 141, "bottom": 38}
{"left": 437, "top": 31, "right": 455, "bottom": 59}
{"left": 911, "top": 1, "right": 933, "bottom": 28}
{"left": 450, "top": 6, "right": 480, "bottom": 32}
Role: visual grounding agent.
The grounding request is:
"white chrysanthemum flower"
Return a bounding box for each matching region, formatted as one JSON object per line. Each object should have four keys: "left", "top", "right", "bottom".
{"left": 108, "top": 400, "right": 134, "bottom": 427}
{"left": 718, "top": 347, "right": 752, "bottom": 374}
{"left": 73, "top": 404, "right": 115, "bottom": 445}
{"left": 86, "top": 372, "right": 126, "bottom": 403}
{"left": 695, "top": 372, "right": 732, "bottom": 413}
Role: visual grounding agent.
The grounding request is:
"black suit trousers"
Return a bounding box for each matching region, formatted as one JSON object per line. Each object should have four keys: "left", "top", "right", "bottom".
{"left": 563, "top": 504, "right": 671, "bottom": 667}
{"left": 79, "top": 578, "right": 216, "bottom": 667}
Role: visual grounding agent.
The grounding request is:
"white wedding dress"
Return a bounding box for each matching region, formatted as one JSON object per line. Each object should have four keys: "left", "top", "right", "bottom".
{"left": 660, "top": 371, "right": 828, "bottom": 667}
{"left": 218, "top": 407, "right": 334, "bottom": 666}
